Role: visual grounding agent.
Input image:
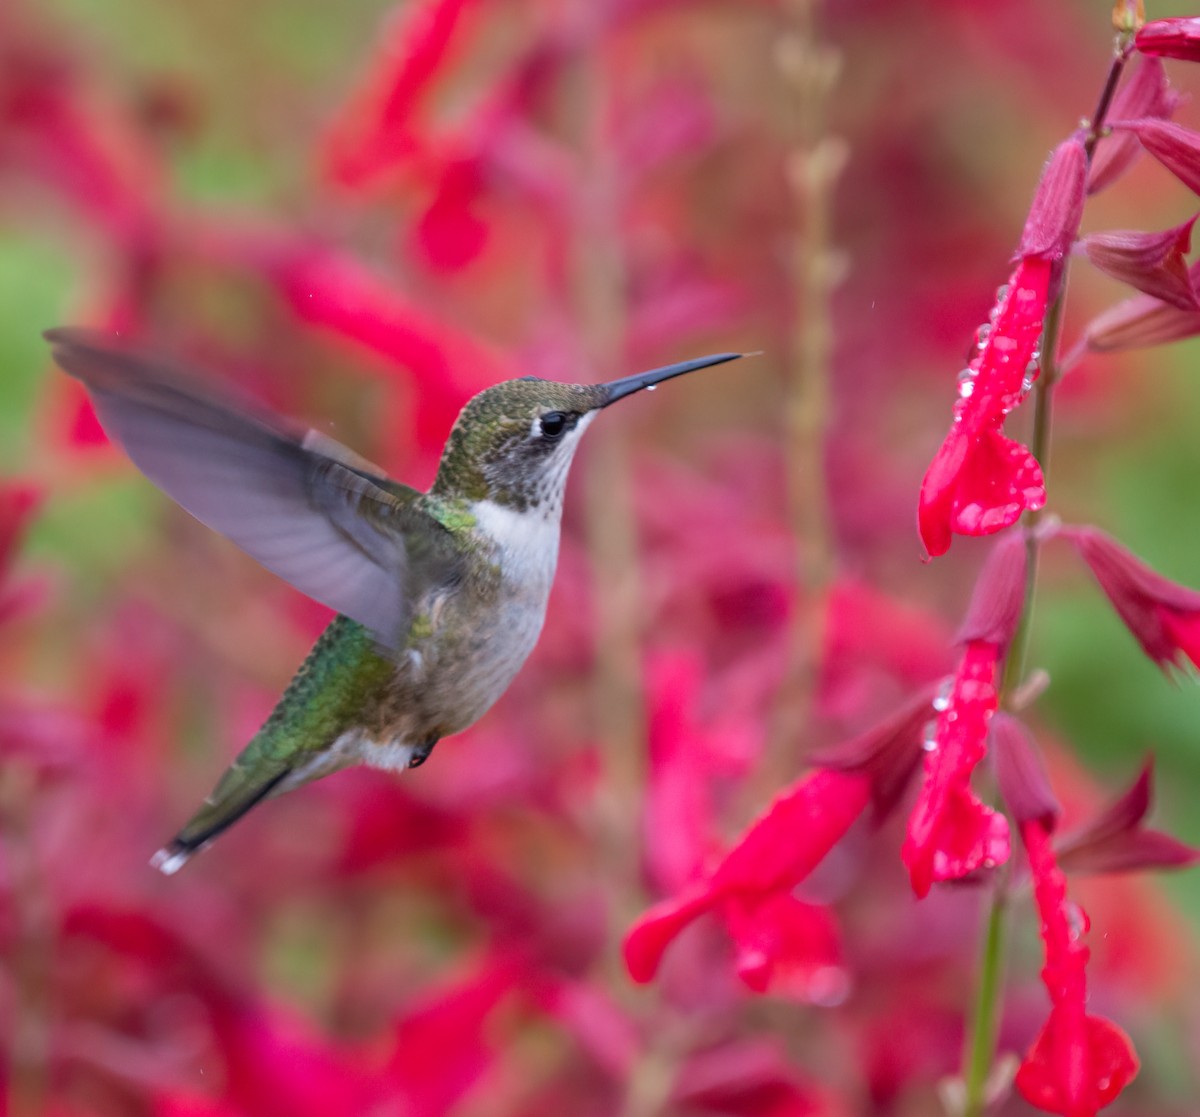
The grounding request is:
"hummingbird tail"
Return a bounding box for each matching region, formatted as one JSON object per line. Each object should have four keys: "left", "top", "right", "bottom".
{"left": 150, "top": 767, "right": 290, "bottom": 875}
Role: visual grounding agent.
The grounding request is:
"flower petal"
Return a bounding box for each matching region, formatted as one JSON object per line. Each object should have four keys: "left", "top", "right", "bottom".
{"left": 1018, "top": 135, "right": 1087, "bottom": 263}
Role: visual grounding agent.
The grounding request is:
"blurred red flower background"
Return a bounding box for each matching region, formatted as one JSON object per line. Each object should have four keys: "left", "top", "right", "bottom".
{"left": 5, "top": 0, "right": 1200, "bottom": 1114}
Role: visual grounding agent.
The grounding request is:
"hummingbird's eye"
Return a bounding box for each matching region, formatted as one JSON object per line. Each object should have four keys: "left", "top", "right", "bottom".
{"left": 539, "top": 411, "right": 570, "bottom": 440}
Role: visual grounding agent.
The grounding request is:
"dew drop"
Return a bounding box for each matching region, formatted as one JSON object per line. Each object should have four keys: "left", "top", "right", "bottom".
{"left": 958, "top": 379, "right": 975, "bottom": 399}
{"left": 975, "top": 323, "right": 992, "bottom": 350}
{"left": 932, "top": 679, "right": 953, "bottom": 711}
{"left": 922, "top": 720, "right": 939, "bottom": 751}
{"left": 994, "top": 283, "right": 1009, "bottom": 304}
{"left": 806, "top": 965, "right": 851, "bottom": 1007}
{"left": 1065, "top": 901, "right": 1089, "bottom": 941}
{"left": 646, "top": 384, "right": 657, "bottom": 391}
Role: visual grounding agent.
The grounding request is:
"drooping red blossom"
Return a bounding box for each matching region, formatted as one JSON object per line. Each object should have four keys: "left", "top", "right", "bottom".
{"left": 902, "top": 533, "right": 1026, "bottom": 896}
{"left": 1065, "top": 525, "right": 1200, "bottom": 671}
{"left": 1089, "top": 57, "right": 1180, "bottom": 194}
{"left": 901, "top": 641, "right": 1008, "bottom": 897}
{"left": 625, "top": 695, "right": 931, "bottom": 991}
{"left": 1014, "top": 821, "right": 1140, "bottom": 1116}
{"left": 1135, "top": 18, "right": 1200, "bottom": 63}
{"left": 1113, "top": 117, "right": 1200, "bottom": 196}
{"left": 321, "top": 0, "right": 484, "bottom": 191}
{"left": 624, "top": 770, "right": 868, "bottom": 992}
{"left": 1057, "top": 761, "right": 1200, "bottom": 875}
{"left": 918, "top": 257, "right": 1051, "bottom": 557}
{"left": 1080, "top": 216, "right": 1200, "bottom": 309}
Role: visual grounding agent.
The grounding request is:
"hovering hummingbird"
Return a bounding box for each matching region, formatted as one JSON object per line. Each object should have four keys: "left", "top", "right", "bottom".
{"left": 45, "top": 329, "right": 743, "bottom": 874}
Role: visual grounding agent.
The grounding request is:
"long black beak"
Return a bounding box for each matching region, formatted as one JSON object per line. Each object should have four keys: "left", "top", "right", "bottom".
{"left": 600, "top": 352, "right": 746, "bottom": 407}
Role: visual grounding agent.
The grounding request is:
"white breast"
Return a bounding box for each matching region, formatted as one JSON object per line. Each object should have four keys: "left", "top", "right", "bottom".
{"left": 471, "top": 499, "right": 562, "bottom": 593}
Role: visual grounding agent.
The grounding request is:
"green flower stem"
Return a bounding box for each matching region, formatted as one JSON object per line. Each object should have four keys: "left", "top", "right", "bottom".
{"left": 961, "top": 887, "right": 1010, "bottom": 1116}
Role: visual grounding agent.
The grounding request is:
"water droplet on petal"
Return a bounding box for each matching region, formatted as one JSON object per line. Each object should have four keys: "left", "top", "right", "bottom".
{"left": 806, "top": 965, "right": 851, "bottom": 1007}
{"left": 975, "top": 323, "right": 992, "bottom": 350}
{"left": 959, "top": 379, "right": 975, "bottom": 399}
{"left": 1065, "top": 901, "right": 1089, "bottom": 941}
{"left": 932, "top": 679, "right": 953, "bottom": 711}
{"left": 922, "top": 720, "right": 939, "bottom": 751}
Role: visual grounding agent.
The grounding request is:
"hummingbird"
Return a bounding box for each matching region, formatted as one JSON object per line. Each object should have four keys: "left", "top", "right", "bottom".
{"left": 45, "top": 329, "right": 743, "bottom": 874}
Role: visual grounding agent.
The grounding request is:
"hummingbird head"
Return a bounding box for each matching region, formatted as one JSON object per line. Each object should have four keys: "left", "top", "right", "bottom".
{"left": 431, "top": 353, "right": 744, "bottom": 514}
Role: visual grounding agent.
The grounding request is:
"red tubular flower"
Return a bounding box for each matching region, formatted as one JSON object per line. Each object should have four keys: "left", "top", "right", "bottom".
{"left": 1065, "top": 525, "right": 1200, "bottom": 672}
{"left": 623, "top": 769, "right": 869, "bottom": 992}
{"left": 918, "top": 257, "right": 1051, "bottom": 557}
{"left": 902, "top": 534, "right": 1026, "bottom": 896}
{"left": 1014, "top": 821, "right": 1139, "bottom": 1116}
{"left": 1090, "top": 58, "right": 1180, "bottom": 194}
{"left": 1081, "top": 216, "right": 1200, "bottom": 309}
{"left": 624, "top": 694, "right": 930, "bottom": 992}
{"left": 1135, "top": 18, "right": 1200, "bottom": 63}
{"left": 901, "top": 641, "right": 1008, "bottom": 897}
{"left": 321, "top": 0, "right": 483, "bottom": 190}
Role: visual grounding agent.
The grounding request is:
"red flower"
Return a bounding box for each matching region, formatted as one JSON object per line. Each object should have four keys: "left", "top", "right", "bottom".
{"left": 624, "top": 693, "right": 931, "bottom": 993}
{"left": 1065, "top": 525, "right": 1200, "bottom": 672}
{"left": 901, "top": 641, "right": 1009, "bottom": 897}
{"left": 918, "top": 257, "right": 1051, "bottom": 557}
{"left": 1014, "top": 821, "right": 1140, "bottom": 1116}
{"left": 901, "top": 533, "right": 1026, "bottom": 896}
{"left": 321, "top": 0, "right": 484, "bottom": 191}
{"left": 624, "top": 769, "right": 869, "bottom": 995}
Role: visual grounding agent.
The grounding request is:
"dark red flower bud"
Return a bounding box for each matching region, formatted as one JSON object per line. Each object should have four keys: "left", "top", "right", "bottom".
{"left": 1081, "top": 216, "right": 1200, "bottom": 310}
{"left": 1090, "top": 58, "right": 1180, "bottom": 194}
{"left": 992, "top": 715, "right": 1060, "bottom": 829}
{"left": 1057, "top": 761, "right": 1200, "bottom": 875}
{"left": 1065, "top": 526, "right": 1200, "bottom": 672}
{"left": 1135, "top": 18, "right": 1200, "bottom": 63}
{"left": 957, "top": 531, "right": 1028, "bottom": 649}
{"left": 1018, "top": 135, "right": 1087, "bottom": 263}
{"left": 1113, "top": 117, "right": 1200, "bottom": 196}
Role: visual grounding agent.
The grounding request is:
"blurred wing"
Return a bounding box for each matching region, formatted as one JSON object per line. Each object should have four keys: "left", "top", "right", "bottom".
{"left": 46, "top": 328, "right": 416, "bottom": 651}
